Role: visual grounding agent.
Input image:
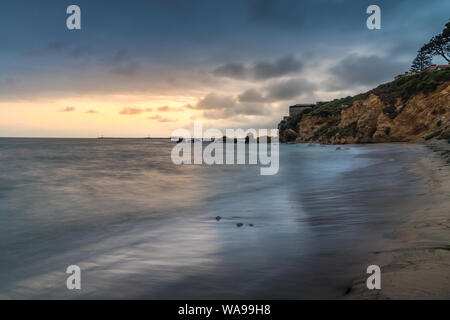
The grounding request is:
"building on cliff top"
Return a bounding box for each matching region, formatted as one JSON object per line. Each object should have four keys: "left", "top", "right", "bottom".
{"left": 395, "top": 71, "right": 416, "bottom": 79}
{"left": 395, "top": 64, "right": 449, "bottom": 79}
{"left": 425, "top": 64, "right": 449, "bottom": 71}
{"left": 289, "top": 104, "right": 315, "bottom": 116}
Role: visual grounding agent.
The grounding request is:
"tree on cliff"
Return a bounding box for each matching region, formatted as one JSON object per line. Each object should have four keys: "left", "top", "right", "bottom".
{"left": 410, "top": 47, "right": 432, "bottom": 72}
{"left": 417, "top": 21, "right": 450, "bottom": 64}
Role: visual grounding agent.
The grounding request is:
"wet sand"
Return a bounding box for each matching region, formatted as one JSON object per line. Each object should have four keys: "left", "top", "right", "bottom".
{"left": 346, "top": 141, "right": 450, "bottom": 299}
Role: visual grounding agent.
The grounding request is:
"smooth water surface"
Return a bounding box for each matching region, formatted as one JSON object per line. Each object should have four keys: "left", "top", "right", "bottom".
{"left": 0, "top": 139, "right": 426, "bottom": 299}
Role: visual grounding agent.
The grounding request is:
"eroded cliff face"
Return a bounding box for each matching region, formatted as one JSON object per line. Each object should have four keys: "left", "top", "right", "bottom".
{"left": 279, "top": 81, "right": 450, "bottom": 144}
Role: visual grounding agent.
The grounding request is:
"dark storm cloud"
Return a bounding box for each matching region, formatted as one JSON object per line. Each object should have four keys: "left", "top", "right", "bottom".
{"left": 265, "top": 78, "right": 316, "bottom": 101}
{"left": 197, "top": 93, "right": 236, "bottom": 110}
{"left": 237, "top": 77, "right": 316, "bottom": 103}
{"left": 253, "top": 55, "right": 303, "bottom": 80}
{"left": 201, "top": 101, "right": 269, "bottom": 119}
{"left": 213, "top": 63, "right": 247, "bottom": 80}
{"left": 1, "top": 0, "right": 450, "bottom": 110}
{"left": 238, "top": 89, "right": 267, "bottom": 103}
{"left": 190, "top": 92, "right": 271, "bottom": 119}
{"left": 213, "top": 55, "right": 303, "bottom": 81}
{"left": 324, "top": 54, "right": 409, "bottom": 90}
{"left": 237, "top": 102, "right": 269, "bottom": 116}
{"left": 247, "top": 0, "right": 309, "bottom": 31}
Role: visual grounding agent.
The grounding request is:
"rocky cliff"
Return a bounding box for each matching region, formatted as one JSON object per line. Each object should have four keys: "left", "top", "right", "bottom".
{"left": 278, "top": 69, "right": 450, "bottom": 144}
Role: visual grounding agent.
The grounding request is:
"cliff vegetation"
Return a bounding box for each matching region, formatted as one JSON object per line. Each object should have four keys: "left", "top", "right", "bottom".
{"left": 278, "top": 69, "right": 450, "bottom": 144}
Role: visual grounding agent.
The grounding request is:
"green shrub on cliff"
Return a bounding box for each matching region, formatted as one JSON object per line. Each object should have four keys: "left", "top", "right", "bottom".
{"left": 372, "top": 68, "right": 450, "bottom": 106}
{"left": 312, "top": 120, "right": 341, "bottom": 140}
{"left": 282, "top": 108, "right": 312, "bottom": 132}
{"left": 338, "top": 122, "right": 358, "bottom": 138}
{"left": 311, "top": 96, "right": 353, "bottom": 117}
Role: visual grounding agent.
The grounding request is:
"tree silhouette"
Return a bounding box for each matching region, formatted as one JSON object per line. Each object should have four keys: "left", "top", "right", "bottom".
{"left": 410, "top": 47, "right": 432, "bottom": 72}
{"left": 421, "top": 21, "right": 450, "bottom": 63}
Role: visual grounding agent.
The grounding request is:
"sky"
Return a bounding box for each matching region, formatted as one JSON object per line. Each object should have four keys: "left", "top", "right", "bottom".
{"left": 0, "top": 0, "right": 449, "bottom": 137}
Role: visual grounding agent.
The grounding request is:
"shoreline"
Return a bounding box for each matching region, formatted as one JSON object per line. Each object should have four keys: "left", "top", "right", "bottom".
{"left": 344, "top": 140, "right": 450, "bottom": 299}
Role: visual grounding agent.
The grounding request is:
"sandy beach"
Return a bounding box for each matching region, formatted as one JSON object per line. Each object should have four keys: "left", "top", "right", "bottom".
{"left": 346, "top": 140, "right": 450, "bottom": 299}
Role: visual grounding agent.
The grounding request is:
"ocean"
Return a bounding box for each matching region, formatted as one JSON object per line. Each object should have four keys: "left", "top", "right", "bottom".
{"left": 0, "top": 138, "right": 426, "bottom": 299}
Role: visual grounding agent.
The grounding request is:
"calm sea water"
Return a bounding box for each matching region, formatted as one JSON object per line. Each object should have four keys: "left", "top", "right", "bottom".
{"left": 0, "top": 138, "right": 426, "bottom": 299}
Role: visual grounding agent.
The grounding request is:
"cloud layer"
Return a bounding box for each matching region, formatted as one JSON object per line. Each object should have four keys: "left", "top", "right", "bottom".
{"left": 2, "top": 0, "right": 449, "bottom": 136}
{"left": 60, "top": 107, "right": 76, "bottom": 112}
{"left": 119, "top": 107, "right": 152, "bottom": 115}
{"left": 213, "top": 55, "right": 303, "bottom": 81}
